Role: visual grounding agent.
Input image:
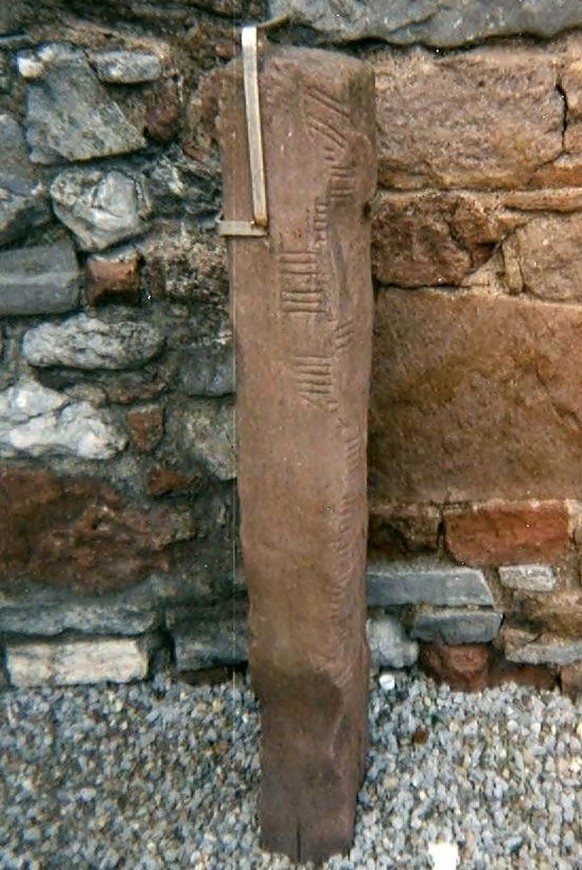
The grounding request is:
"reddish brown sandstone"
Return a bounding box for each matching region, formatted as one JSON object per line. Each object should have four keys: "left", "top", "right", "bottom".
{"left": 219, "top": 46, "right": 375, "bottom": 862}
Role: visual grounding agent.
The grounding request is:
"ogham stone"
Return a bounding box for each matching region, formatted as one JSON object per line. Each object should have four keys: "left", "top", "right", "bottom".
{"left": 219, "top": 47, "right": 376, "bottom": 862}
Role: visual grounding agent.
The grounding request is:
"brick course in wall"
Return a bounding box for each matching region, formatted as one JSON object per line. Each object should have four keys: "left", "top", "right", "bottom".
{"left": 0, "top": 1, "right": 580, "bottom": 692}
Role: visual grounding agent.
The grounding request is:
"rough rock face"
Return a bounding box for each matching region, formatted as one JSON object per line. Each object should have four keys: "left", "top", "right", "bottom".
{"left": 269, "top": 0, "right": 582, "bottom": 47}
{"left": 0, "top": 467, "right": 194, "bottom": 592}
{"left": 220, "top": 47, "right": 376, "bottom": 862}
{"left": 0, "top": 240, "right": 80, "bottom": 316}
{"left": 0, "top": 113, "right": 50, "bottom": 245}
{"left": 370, "top": 290, "right": 582, "bottom": 502}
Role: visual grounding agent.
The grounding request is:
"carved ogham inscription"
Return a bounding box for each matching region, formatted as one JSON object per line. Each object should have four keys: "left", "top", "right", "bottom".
{"left": 219, "top": 47, "right": 376, "bottom": 863}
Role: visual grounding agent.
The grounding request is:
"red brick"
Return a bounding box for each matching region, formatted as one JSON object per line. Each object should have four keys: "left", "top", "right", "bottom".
{"left": 128, "top": 405, "right": 164, "bottom": 453}
{"left": 86, "top": 255, "right": 140, "bottom": 306}
{"left": 419, "top": 643, "right": 492, "bottom": 691}
{"left": 444, "top": 501, "right": 570, "bottom": 566}
{"left": 368, "top": 501, "right": 440, "bottom": 558}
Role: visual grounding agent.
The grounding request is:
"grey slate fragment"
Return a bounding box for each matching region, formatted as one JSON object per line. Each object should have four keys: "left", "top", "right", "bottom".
{"left": 50, "top": 169, "right": 152, "bottom": 252}
{"left": 367, "top": 562, "right": 494, "bottom": 607}
{"left": 0, "top": 604, "right": 158, "bottom": 637}
{"left": 22, "top": 314, "right": 164, "bottom": 370}
{"left": 506, "top": 640, "right": 582, "bottom": 667}
{"left": 498, "top": 565, "right": 556, "bottom": 593}
{"left": 180, "top": 341, "right": 234, "bottom": 396}
{"left": 0, "top": 114, "right": 50, "bottom": 245}
{"left": 367, "top": 614, "right": 418, "bottom": 669}
{"left": 411, "top": 608, "right": 503, "bottom": 644}
{"left": 18, "top": 43, "right": 145, "bottom": 164}
{"left": 0, "top": 240, "right": 79, "bottom": 316}
{"left": 269, "top": 0, "right": 582, "bottom": 48}
{"left": 92, "top": 50, "right": 161, "bottom": 83}
{"left": 168, "top": 399, "right": 235, "bottom": 480}
{"left": 173, "top": 614, "right": 248, "bottom": 671}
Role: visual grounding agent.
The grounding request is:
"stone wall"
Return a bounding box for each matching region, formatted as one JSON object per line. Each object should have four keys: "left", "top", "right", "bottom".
{"left": 1, "top": 0, "right": 581, "bottom": 696}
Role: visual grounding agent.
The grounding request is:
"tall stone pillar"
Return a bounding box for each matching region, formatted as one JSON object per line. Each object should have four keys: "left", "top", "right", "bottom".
{"left": 219, "top": 42, "right": 376, "bottom": 863}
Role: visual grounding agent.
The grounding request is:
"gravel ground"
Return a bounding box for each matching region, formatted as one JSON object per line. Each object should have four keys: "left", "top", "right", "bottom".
{"left": 0, "top": 668, "right": 580, "bottom": 870}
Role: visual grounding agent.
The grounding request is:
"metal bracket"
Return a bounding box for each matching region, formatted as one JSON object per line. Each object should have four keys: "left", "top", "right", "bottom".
{"left": 217, "top": 24, "right": 268, "bottom": 238}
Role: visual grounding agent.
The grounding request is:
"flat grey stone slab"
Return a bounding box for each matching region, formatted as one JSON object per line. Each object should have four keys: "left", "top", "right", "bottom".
{"left": 506, "top": 640, "right": 582, "bottom": 667}
{"left": 367, "top": 562, "right": 494, "bottom": 607}
{"left": 18, "top": 43, "right": 145, "bottom": 164}
{"left": 498, "top": 565, "right": 556, "bottom": 592}
{"left": 0, "top": 240, "right": 79, "bottom": 316}
{"left": 367, "top": 614, "right": 418, "bottom": 668}
{"left": 173, "top": 615, "right": 248, "bottom": 671}
{"left": 411, "top": 608, "right": 503, "bottom": 644}
{"left": 0, "top": 113, "right": 50, "bottom": 245}
{"left": 269, "top": 0, "right": 582, "bottom": 47}
{"left": 22, "top": 314, "right": 164, "bottom": 370}
{"left": 92, "top": 50, "right": 161, "bottom": 84}
{"left": 180, "top": 341, "right": 234, "bottom": 397}
{"left": 0, "top": 378, "right": 127, "bottom": 459}
{"left": 0, "top": 604, "right": 158, "bottom": 637}
{"left": 6, "top": 636, "right": 152, "bottom": 687}
{"left": 50, "top": 169, "right": 152, "bottom": 252}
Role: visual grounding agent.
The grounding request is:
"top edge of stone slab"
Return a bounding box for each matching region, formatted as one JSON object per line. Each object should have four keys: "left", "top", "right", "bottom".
{"left": 269, "top": 0, "right": 582, "bottom": 47}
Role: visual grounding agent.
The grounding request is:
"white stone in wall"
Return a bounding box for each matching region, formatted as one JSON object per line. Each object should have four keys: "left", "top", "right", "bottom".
{"left": 92, "top": 50, "right": 162, "bottom": 84}
{"left": 498, "top": 564, "right": 556, "bottom": 592}
{"left": 367, "top": 614, "right": 418, "bottom": 668}
{"left": 168, "top": 399, "right": 235, "bottom": 481}
{"left": 6, "top": 636, "right": 151, "bottom": 687}
{"left": 506, "top": 639, "right": 582, "bottom": 667}
{"left": 50, "top": 169, "right": 152, "bottom": 252}
{"left": 22, "top": 314, "right": 164, "bottom": 370}
{"left": 0, "top": 379, "right": 126, "bottom": 459}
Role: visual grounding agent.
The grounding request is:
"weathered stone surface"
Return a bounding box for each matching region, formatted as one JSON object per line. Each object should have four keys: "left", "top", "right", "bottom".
{"left": 505, "top": 214, "right": 582, "bottom": 301}
{"left": 561, "top": 662, "right": 582, "bottom": 698}
{"left": 270, "top": 0, "right": 582, "bottom": 47}
{"left": 0, "top": 240, "right": 79, "bottom": 316}
{"left": 517, "top": 591, "right": 582, "bottom": 639}
{"left": 220, "top": 48, "right": 375, "bottom": 862}
{"left": 504, "top": 633, "right": 582, "bottom": 666}
{"left": 367, "top": 614, "right": 418, "bottom": 669}
{"left": 0, "top": 602, "right": 157, "bottom": 636}
{"left": 146, "top": 465, "right": 194, "bottom": 497}
{"left": 22, "top": 314, "right": 164, "bottom": 370}
{"left": 368, "top": 502, "right": 440, "bottom": 559}
{"left": 172, "top": 613, "right": 247, "bottom": 671}
{"left": 411, "top": 608, "right": 502, "bottom": 644}
{"left": 51, "top": 169, "right": 152, "bottom": 252}
{"left": 372, "top": 192, "right": 498, "bottom": 287}
{"left": 419, "top": 642, "right": 492, "bottom": 691}
{"left": 145, "top": 77, "right": 181, "bottom": 143}
{"left": 0, "top": 467, "right": 194, "bottom": 591}
{"left": 0, "top": 379, "right": 126, "bottom": 459}
{"left": 168, "top": 399, "right": 235, "bottom": 480}
{"left": 86, "top": 252, "right": 141, "bottom": 306}
{"left": 444, "top": 501, "right": 570, "bottom": 566}
{"left": 498, "top": 565, "right": 556, "bottom": 593}
{"left": 127, "top": 404, "right": 164, "bottom": 453}
{"left": 18, "top": 43, "right": 145, "bottom": 163}
{"left": 367, "top": 563, "right": 494, "bottom": 607}
{"left": 370, "top": 290, "right": 582, "bottom": 502}
{"left": 374, "top": 48, "right": 562, "bottom": 189}
{"left": 180, "top": 341, "right": 234, "bottom": 397}
{"left": 6, "top": 636, "right": 151, "bottom": 687}
{"left": 0, "top": 113, "right": 50, "bottom": 245}
{"left": 92, "top": 50, "right": 161, "bottom": 83}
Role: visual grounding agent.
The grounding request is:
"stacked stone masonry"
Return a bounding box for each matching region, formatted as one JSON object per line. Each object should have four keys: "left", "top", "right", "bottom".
{"left": 0, "top": 1, "right": 580, "bottom": 693}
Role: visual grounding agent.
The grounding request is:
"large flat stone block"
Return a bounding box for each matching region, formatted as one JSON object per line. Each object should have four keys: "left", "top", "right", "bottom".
{"left": 220, "top": 44, "right": 375, "bottom": 863}
{"left": 370, "top": 290, "right": 582, "bottom": 502}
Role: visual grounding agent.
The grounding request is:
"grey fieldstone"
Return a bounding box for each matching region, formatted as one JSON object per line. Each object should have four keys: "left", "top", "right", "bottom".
{"left": 0, "top": 239, "right": 79, "bottom": 316}
{"left": 0, "top": 378, "right": 127, "bottom": 459}
{"left": 269, "top": 0, "right": 582, "bottom": 47}
{"left": 0, "top": 604, "right": 158, "bottom": 637}
{"left": 22, "top": 314, "right": 164, "bottom": 370}
{"left": 506, "top": 639, "right": 582, "bottom": 667}
{"left": 169, "top": 399, "right": 235, "bottom": 480}
{"left": 0, "top": 113, "right": 50, "bottom": 245}
{"left": 367, "top": 614, "right": 418, "bottom": 669}
{"left": 498, "top": 565, "right": 556, "bottom": 593}
{"left": 5, "top": 636, "right": 152, "bottom": 687}
{"left": 411, "top": 608, "right": 503, "bottom": 644}
{"left": 18, "top": 43, "right": 145, "bottom": 164}
{"left": 367, "top": 562, "right": 494, "bottom": 607}
{"left": 173, "top": 614, "right": 248, "bottom": 671}
{"left": 92, "top": 50, "right": 161, "bottom": 84}
{"left": 180, "top": 341, "right": 234, "bottom": 397}
{"left": 50, "top": 169, "right": 152, "bottom": 252}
